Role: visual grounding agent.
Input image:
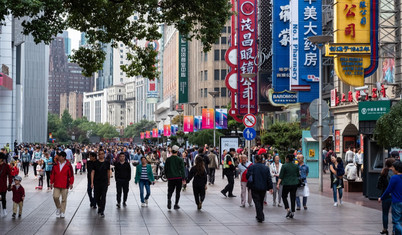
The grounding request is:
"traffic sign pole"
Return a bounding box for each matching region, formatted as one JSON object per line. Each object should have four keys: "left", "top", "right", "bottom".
{"left": 247, "top": 81, "right": 251, "bottom": 162}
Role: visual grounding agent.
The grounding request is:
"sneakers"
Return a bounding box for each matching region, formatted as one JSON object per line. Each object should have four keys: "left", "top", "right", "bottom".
{"left": 56, "top": 209, "right": 61, "bottom": 216}
{"left": 240, "top": 204, "right": 245, "bottom": 208}
{"left": 3, "top": 209, "right": 7, "bottom": 216}
{"left": 174, "top": 204, "right": 180, "bottom": 210}
{"left": 167, "top": 200, "right": 172, "bottom": 209}
{"left": 339, "top": 199, "right": 343, "bottom": 205}
{"left": 145, "top": 199, "right": 148, "bottom": 205}
{"left": 289, "top": 212, "right": 294, "bottom": 219}
{"left": 333, "top": 202, "right": 338, "bottom": 207}
{"left": 141, "top": 203, "right": 146, "bottom": 207}
{"left": 336, "top": 185, "right": 342, "bottom": 189}
{"left": 272, "top": 203, "right": 276, "bottom": 207}
{"left": 249, "top": 203, "right": 253, "bottom": 207}
{"left": 18, "top": 214, "right": 21, "bottom": 218}
{"left": 12, "top": 213, "right": 16, "bottom": 218}
{"left": 228, "top": 195, "right": 237, "bottom": 198}
{"left": 116, "top": 203, "right": 121, "bottom": 208}
{"left": 100, "top": 213, "right": 105, "bottom": 218}
{"left": 277, "top": 203, "right": 282, "bottom": 207}
{"left": 60, "top": 213, "right": 65, "bottom": 218}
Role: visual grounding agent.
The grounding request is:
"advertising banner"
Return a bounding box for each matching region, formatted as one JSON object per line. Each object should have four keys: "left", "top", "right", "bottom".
{"left": 202, "top": 108, "right": 214, "bottom": 129}
{"left": 237, "top": 0, "right": 258, "bottom": 114}
{"left": 335, "top": 130, "right": 341, "bottom": 152}
{"left": 183, "top": 116, "right": 194, "bottom": 133}
{"left": 358, "top": 100, "right": 391, "bottom": 121}
{"left": 215, "top": 109, "right": 228, "bottom": 129}
{"left": 152, "top": 128, "right": 158, "bottom": 138}
{"left": 145, "top": 131, "right": 151, "bottom": 139}
{"left": 194, "top": 116, "right": 202, "bottom": 132}
{"left": 171, "top": 125, "right": 178, "bottom": 136}
{"left": 178, "top": 33, "right": 188, "bottom": 103}
{"left": 140, "top": 132, "right": 144, "bottom": 139}
{"left": 164, "top": 124, "right": 171, "bottom": 137}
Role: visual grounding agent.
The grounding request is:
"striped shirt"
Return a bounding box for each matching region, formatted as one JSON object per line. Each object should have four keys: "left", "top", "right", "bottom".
{"left": 140, "top": 166, "right": 148, "bottom": 180}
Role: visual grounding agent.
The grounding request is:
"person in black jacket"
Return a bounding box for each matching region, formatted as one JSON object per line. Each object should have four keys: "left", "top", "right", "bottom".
{"left": 187, "top": 157, "right": 208, "bottom": 210}
{"left": 114, "top": 152, "right": 131, "bottom": 208}
{"left": 87, "top": 152, "right": 97, "bottom": 209}
{"left": 246, "top": 155, "right": 273, "bottom": 223}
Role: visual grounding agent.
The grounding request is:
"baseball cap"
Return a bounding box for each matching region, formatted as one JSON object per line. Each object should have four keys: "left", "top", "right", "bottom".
{"left": 172, "top": 145, "right": 180, "bottom": 152}
{"left": 14, "top": 175, "right": 22, "bottom": 181}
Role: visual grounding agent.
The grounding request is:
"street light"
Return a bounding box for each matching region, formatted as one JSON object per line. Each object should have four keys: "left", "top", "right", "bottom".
{"left": 241, "top": 73, "right": 256, "bottom": 162}
{"left": 176, "top": 105, "right": 184, "bottom": 131}
{"left": 168, "top": 114, "right": 174, "bottom": 124}
{"left": 308, "top": 35, "right": 332, "bottom": 193}
{"left": 208, "top": 91, "right": 220, "bottom": 147}
{"left": 161, "top": 118, "right": 166, "bottom": 146}
{"left": 189, "top": 102, "right": 198, "bottom": 116}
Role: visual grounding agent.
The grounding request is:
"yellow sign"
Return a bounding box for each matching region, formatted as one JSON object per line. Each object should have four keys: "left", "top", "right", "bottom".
{"left": 309, "top": 149, "right": 315, "bottom": 157}
{"left": 325, "top": 0, "right": 379, "bottom": 87}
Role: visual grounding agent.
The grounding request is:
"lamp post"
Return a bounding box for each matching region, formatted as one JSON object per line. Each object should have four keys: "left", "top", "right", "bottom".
{"left": 208, "top": 91, "right": 220, "bottom": 147}
{"left": 307, "top": 35, "right": 332, "bottom": 193}
{"left": 161, "top": 118, "right": 166, "bottom": 146}
{"left": 240, "top": 73, "right": 256, "bottom": 162}
{"left": 176, "top": 105, "right": 184, "bottom": 131}
{"left": 189, "top": 102, "right": 198, "bottom": 116}
{"left": 168, "top": 114, "right": 174, "bottom": 124}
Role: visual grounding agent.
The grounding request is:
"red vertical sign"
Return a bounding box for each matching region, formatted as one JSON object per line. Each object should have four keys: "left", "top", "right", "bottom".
{"left": 237, "top": 0, "right": 258, "bottom": 115}
{"left": 335, "top": 130, "right": 340, "bottom": 153}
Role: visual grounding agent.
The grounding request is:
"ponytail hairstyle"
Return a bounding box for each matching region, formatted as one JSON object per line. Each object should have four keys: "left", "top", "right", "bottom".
{"left": 194, "top": 156, "right": 205, "bottom": 176}
{"left": 381, "top": 158, "right": 395, "bottom": 177}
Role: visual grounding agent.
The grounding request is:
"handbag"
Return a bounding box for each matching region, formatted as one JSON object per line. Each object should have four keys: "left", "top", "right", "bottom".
{"left": 297, "top": 178, "right": 306, "bottom": 188}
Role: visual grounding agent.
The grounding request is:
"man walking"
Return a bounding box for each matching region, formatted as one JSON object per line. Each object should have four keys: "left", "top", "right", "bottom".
{"left": 221, "top": 148, "right": 237, "bottom": 198}
{"left": 87, "top": 152, "right": 97, "bottom": 209}
{"left": 50, "top": 151, "right": 74, "bottom": 218}
{"left": 165, "top": 145, "right": 185, "bottom": 210}
{"left": 207, "top": 148, "right": 219, "bottom": 185}
{"left": 246, "top": 155, "right": 273, "bottom": 222}
{"left": 91, "top": 149, "right": 110, "bottom": 217}
{"left": 21, "top": 148, "right": 31, "bottom": 177}
{"left": 114, "top": 152, "right": 131, "bottom": 208}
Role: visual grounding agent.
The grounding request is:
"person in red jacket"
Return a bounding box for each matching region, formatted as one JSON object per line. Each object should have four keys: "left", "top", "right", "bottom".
{"left": 50, "top": 151, "right": 74, "bottom": 218}
{"left": 0, "top": 153, "right": 12, "bottom": 217}
{"left": 10, "top": 161, "right": 19, "bottom": 178}
{"left": 9, "top": 175, "right": 24, "bottom": 218}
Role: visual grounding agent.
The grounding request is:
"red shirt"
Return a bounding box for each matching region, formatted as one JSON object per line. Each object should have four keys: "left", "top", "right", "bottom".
{"left": 11, "top": 185, "right": 25, "bottom": 203}
{"left": 11, "top": 166, "right": 19, "bottom": 177}
{"left": 0, "top": 163, "right": 12, "bottom": 192}
{"left": 50, "top": 160, "right": 74, "bottom": 189}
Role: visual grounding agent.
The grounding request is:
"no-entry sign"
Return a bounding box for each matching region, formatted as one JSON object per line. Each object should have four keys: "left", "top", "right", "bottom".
{"left": 243, "top": 114, "right": 256, "bottom": 128}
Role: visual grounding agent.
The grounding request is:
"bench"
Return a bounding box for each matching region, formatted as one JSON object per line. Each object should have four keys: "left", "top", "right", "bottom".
{"left": 343, "top": 180, "right": 363, "bottom": 192}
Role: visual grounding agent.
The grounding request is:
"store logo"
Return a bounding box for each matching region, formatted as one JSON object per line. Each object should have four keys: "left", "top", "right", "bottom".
{"left": 361, "top": 108, "right": 367, "bottom": 115}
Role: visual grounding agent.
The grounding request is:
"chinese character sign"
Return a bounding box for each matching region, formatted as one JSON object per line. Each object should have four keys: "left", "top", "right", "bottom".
{"left": 272, "top": 0, "right": 291, "bottom": 93}
{"left": 237, "top": 0, "right": 258, "bottom": 115}
{"left": 145, "top": 131, "right": 151, "bottom": 139}
{"left": 183, "top": 116, "right": 194, "bottom": 133}
{"left": 178, "top": 33, "right": 188, "bottom": 103}
{"left": 326, "top": 0, "right": 378, "bottom": 86}
{"left": 164, "top": 125, "right": 171, "bottom": 137}
{"left": 202, "top": 109, "right": 214, "bottom": 129}
{"left": 152, "top": 128, "right": 158, "bottom": 138}
{"left": 194, "top": 116, "right": 202, "bottom": 132}
{"left": 215, "top": 109, "right": 228, "bottom": 129}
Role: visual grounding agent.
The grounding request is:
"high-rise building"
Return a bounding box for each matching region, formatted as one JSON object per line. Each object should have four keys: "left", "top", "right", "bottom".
{"left": 60, "top": 31, "right": 71, "bottom": 59}
{"left": 48, "top": 37, "right": 93, "bottom": 115}
{"left": 60, "top": 92, "right": 83, "bottom": 119}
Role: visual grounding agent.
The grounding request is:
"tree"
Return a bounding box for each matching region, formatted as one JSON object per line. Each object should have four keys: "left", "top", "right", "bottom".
{"left": 61, "top": 109, "right": 73, "bottom": 130}
{"left": 2, "top": 0, "right": 232, "bottom": 78}
{"left": 96, "top": 123, "right": 119, "bottom": 139}
{"left": 374, "top": 101, "right": 402, "bottom": 148}
{"left": 187, "top": 130, "right": 222, "bottom": 147}
{"left": 48, "top": 112, "right": 61, "bottom": 135}
{"left": 123, "top": 120, "right": 155, "bottom": 138}
{"left": 261, "top": 122, "right": 302, "bottom": 160}
{"left": 171, "top": 114, "right": 183, "bottom": 125}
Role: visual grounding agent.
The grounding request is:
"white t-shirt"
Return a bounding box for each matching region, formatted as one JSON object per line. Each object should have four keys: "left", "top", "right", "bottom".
{"left": 345, "top": 150, "right": 354, "bottom": 163}
{"left": 345, "top": 163, "right": 357, "bottom": 180}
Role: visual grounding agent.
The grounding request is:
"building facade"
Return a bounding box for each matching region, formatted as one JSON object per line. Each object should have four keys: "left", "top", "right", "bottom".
{"left": 60, "top": 92, "right": 83, "bottom": 119}
{"left": 83, "top": 90, "right": 108, "bottom": 124}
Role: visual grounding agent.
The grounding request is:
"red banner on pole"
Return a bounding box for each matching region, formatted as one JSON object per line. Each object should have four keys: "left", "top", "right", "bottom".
{"left": 202, "top": 109, "right": 214, "bottom": 129}
{"left": 140, "top": 132, "right": 144, "bottom": 139}
{"left": 183, "top": 116, "right": 194, "bottom": 132}
{"left": 164, "top": 125, "right": 171, "bottom": 137}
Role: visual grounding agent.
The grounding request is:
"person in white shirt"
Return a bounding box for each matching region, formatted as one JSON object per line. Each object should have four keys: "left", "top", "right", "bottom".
{"left": 269, "top": 155, "right": 282, "bottom": 207}
{"left": 345, "top": 148, "right": 354, "bottom": 163}
{"left": 345, "top": 162, "right": 357, "bottom": 181}
{"left": 65, "top": 146, "right": 73, "bottom": 162}
{"left": 354, "top": 149, "right": 363, "bottom": 179}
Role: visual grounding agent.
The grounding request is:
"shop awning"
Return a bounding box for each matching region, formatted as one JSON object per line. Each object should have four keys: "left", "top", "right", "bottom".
{"left": 0, "top": 73, "right": 13, "bottom": 90}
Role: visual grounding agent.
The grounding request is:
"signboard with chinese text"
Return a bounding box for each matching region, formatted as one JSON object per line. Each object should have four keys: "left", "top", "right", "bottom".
{"left": 289, "top": 0, "right": 322, "bottom": 102}
{"left": 358, "top": 100, "right": 391, "bottom": 121}
{"left": 164, "top": 125, "right": 171, "bottom": 137}
{"left": 183, "top": 116, "right": 194, "bottom": 133}
{"left": 237, "top": 0, "right": 258, "bottom": 114}
{"left": 140, "top": 132, "right": 144, "bottom": 139}
{"left": 325, "top": 0, "right": 379, "bottom": 86}
{"left": 145, "top": 131, "right": 151, "bottom": 139}
{"left": 335, "top": 130, "right": 341, "bottom": 152}
{"left": 152, "top": 128, "right": 158, "bottom": 138}
{"left": 215, "top": 109, "right": 228, "bottom": 129}
{"left": 202, "top": 108, "right": 214, "bottom": 129}
{"left": 178, "top": 33, "right": 188, "bottom": 103}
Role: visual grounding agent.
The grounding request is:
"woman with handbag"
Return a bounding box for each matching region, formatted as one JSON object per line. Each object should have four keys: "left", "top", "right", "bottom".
{"left": 135, "top": 156, "right": 155, "bottom": 207}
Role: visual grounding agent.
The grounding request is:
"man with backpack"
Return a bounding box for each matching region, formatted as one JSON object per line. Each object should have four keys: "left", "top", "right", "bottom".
{"left": 238, "top": 155, "right": 253, "bottom": 207}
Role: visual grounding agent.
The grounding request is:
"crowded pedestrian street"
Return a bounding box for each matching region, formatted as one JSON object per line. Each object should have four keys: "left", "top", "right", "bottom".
{"left": 0, "top": 167, "right": 383, "bottom": 235}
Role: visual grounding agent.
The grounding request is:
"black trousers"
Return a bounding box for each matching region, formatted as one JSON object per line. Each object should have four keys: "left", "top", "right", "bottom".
{"left": 46, "top": 171, "right": 51, "bottom": 188}
{"left": 94, "top": 184, "right": 108, "bottom": 213}
{"left": 116, "top": 180, "right": 129, "bottom": 204}
{"left": 252, "top": 189, "right": 267, "bottom": 221}
{"left": 222, "top": 171, "right": 234, "bottom": 196}
{"left": 208, "top": 168, "right": 216, "bottom": 184}
{"left": 32, "top": 162, "right": 38, "bottom": 176}
{"left": 22, "top": 162, "right": 29, "bottom": 175}
{"left": 356, "top": 164, "right": 362, "bottom": 177}
{"left": 282, "top": 185, "right": 298, "bottom": 212}
{"left": 167, "top": 179, "right": 182, "bottom": 205}
{"left": 0, "top": 191, "right": 6, "bottom": 209}
{"left": 193, "top": 185, "right": 206, "bottom": 205}
{"left": 87, "top": 181, "right": 96, "bottom": 207}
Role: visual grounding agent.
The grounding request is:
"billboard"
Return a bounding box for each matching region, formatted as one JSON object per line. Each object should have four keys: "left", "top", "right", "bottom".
{"left": 215, "top": 109, "right": 228, "bottom": 129}
{"left": 183, "top": 116, "right": 194, "bottom": 133}
{"left": 202, "top": 108, "right": 214, "bottom": 129}
{"left": 194, "top": 116, "right": 202, "bottom": 132}
{"left": 164, "top": 124, "right": 171, "bottom": 137}
{"left": 178, "top": 33, "right": 188, "bottom": 103}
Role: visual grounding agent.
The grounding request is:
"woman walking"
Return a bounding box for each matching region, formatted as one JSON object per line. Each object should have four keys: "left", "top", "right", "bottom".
{"left": 135, "top": 156, "right": 155, "bottom": 207}
{"left": 377, "top": 158, "right": 396, "bottom": 235}
{"left": 91, "top": 149, "right": 110, "bottom": 218}
{"left": 270, "top": 155, "right": 283, "bottom": 207}
{"left": 277, "top": 154, "right": 299, "bottom": 219}
{"left": 330, "top": 156, "right": 344, "bottom": 206}
{"left": 186, "top": 157, "right": 208, "bottom": 210}
{"left": 379, "top": 161, "right": 402, "bottom": 235}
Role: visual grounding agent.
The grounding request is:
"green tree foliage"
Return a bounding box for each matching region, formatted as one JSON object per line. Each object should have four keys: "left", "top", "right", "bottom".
{"left": 123, "top": 119, "right": 156, "bottom": 138}
{"left": 48, "top": 112, "right": 61, "bottom": 135}
{"left": 261, "top": 122, "right": 302, "bottom": 159}
{"left": 375, "top": 101, "right": 402, "bottom": 148}
{"left": 61, "top": 110, "right": 73, "bottom": 130}
{"left": 1, "top": 0, "right": 232, "bottom": 78}
{"left": 187, "top": 129, "right": 222, "bottom": 147}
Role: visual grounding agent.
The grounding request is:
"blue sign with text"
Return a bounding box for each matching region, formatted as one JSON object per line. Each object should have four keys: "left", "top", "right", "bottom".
{"left": 243, "top": 128, "right": 257, "bottom": 141}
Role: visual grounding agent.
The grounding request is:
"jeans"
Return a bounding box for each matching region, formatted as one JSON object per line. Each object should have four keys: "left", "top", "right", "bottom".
{"left": 32, "top": 162, "right": 38, "bottom": 176}
{"left": 382, "top": 197, "right": 392, "bottom": 230}
{"left": 87, "top": 181, "right": 96, "bottom": 207}
{"left": 94, "top": 184, "right": 108, "bottom": 214}
{"left": 222, "top": 171, "right": 235, "bottom": 196}
{"left": 116, "top": 180, "right": 129, "bottom": 204}
{"left": 392, "top": 202, "right": 402, "bottom": 235}
{"left": 139, "top": 179, "right": 151, "bottom": 203}
{"left": 193, "top": 185, "right": 206, "bottom": 205}
{"left": 296, "top": 196, "right": 308, "bottom": 208}
{"left": 282, "top": 185, "right": 297, "bottom": 212}
{"left": 332, "top": 185, "right": 343, "bottom": 203}
{"left": 38, "top": 175, "right": 43, "bottom": 187}
{"left": 252, "top": 189, "right": 266, "bottom": 221}
{"left": 167, "top": 179, "right": 182, "bottom": 205}
{"left": 208, "top": 168, "right": 216, "bottom": 184}
{"left": 22, "top": 162, "right": 29, "bottom": 176}
{"left": 46, "top": 171, "right": 51, "bottom": 188}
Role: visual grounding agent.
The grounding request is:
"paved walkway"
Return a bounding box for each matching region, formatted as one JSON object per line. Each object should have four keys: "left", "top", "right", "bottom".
{"left": 0, "top": 167, "right": 384, "bottom": 235}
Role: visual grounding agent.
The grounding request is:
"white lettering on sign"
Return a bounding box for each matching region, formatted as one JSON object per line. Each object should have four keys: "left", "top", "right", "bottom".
{"left": 304, "top": 52, "right": 317, "bottom": 66}
{"left": 304, "top": 6, "right": 317, "bottom": 20}
{"left": 279, "top": 29, "right": 290, "bottom": 46}
{"left": 280, "top": 5, "right": 291, "bottom": 22}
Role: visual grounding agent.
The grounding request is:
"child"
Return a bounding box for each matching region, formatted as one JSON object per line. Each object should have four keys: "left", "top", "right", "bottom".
{"left": 36, "top": 160, "right": 44, "bottom": 190}
{"left": 10, "top": 161, "right": 19, "bottom": 178}
{"left": 8, "top": 176, "right": 25, "bottom": 218}
{"left": 333, "top": 157, "right": 345, "bottom": 189}
{"left": 75, "top": 161, "right": 82, "bottom": 175}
